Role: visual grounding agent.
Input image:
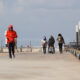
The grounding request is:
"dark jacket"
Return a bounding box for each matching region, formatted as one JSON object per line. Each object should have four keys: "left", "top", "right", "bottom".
{"left": 48, "top": 37, "right": 55, "bottom": 47}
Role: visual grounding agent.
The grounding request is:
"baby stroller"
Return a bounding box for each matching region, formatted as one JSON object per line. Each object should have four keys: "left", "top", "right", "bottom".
{"left": 48, "top": 35, "right": 55, "bottom": 54}
{"left": 48, "top": 46, "right": 55, "bottom": 54}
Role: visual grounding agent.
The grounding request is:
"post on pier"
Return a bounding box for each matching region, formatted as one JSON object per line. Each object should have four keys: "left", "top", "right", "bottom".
{"left": 76, "top": 25, "right": 79, "bottom": 49}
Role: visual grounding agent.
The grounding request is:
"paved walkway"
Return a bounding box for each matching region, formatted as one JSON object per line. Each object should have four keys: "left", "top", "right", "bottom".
{"left": 0, "top": 52, "right": 80, "bottom": 80}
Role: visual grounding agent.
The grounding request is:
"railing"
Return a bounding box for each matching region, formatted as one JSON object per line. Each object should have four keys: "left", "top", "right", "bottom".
{"left": 69, "top": 42, "right": 80, "bottom": 49}
{"left": 0, "top": 47, "right": 42, "bottom": 53}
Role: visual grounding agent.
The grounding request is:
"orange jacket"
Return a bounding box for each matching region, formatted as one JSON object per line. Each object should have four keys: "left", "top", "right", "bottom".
{"left": 6, "top": 30, "right": 17, "bottom": 43}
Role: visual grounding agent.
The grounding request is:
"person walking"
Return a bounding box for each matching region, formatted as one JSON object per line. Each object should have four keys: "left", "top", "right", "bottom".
{"left": 57, "top": 34, "right": 65, "bottom": 53}
{"left": 4, "top": 30, "right": 8, "bottom": 47}
{"left": 48, "top": 35, "right": 55, "bottom": 54}
{"left": 41, "top": 36, "right": 47, "bottom": 54}
{"left": 6, "top": 25, "right": 18, "bottom": 59}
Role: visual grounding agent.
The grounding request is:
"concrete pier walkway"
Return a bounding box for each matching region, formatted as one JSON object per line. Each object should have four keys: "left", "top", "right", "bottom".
{"left": 0, "top": 52, "right": 80, "bottom": 80}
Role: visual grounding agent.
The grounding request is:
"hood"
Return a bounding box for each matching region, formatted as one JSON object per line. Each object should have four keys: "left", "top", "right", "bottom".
{"left": 8, "top": 25, "right": 13, "bottom": 30}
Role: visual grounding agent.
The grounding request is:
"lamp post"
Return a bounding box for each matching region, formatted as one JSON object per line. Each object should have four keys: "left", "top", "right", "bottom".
{"left": 76, "top": 25, "right": 79, "bottom": 48}
{"left": 78, "top": 21, "right": 80, "bottom": 43}
{"left": 78, "top": 26, "right": 80, "bottom": 44}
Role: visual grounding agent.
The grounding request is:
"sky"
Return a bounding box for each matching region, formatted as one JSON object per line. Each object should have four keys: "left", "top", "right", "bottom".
{"left": 0, "top": 0, "right": 80, "bottom": 47}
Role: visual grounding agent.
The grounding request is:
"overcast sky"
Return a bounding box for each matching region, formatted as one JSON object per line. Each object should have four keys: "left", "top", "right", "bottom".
{"left": 0, "top": 0, "right": 80, "bottom": 46}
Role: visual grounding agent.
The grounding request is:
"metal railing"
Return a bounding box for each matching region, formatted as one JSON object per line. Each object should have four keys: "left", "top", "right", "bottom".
{"left": 69, "top": 42, "right": 80, "bottom": 49}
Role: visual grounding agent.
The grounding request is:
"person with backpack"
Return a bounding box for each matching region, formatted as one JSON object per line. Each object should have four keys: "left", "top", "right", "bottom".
{"left": 48, "top": 35, "right": 55, "bottom": 54}
{"left": 6, "top": 25, "right": 18, "bottom": 59}
{"left": 41, "top": 36, "right": 47, "bottom": 54}
{"left": 57, "top": 34, "right": 65, "bottom": 53}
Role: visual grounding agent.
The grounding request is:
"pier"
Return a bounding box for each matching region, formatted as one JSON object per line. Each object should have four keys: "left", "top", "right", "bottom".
{"left": 0, "top": 51, "right": 80, "bottom": 80}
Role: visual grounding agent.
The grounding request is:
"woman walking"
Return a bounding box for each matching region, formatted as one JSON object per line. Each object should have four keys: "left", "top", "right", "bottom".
{"left": 41, "top": 36, "right": 47, "bottom": 54}
{"left": 57, "top": 34, "right": 65, "bottom": 53}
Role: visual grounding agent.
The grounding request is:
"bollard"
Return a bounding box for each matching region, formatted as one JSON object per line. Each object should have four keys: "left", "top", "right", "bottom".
{"left": 75, "top": 52, "right": 77, "bottom": 57}
{"left": 20, "top": 46, "right": 22, "bottom": 52}
{"left": 79, "top": 54, "right": 80, "bottom": 60}
{"left": 74, "top": 51, "right": 76, "bottom": 55}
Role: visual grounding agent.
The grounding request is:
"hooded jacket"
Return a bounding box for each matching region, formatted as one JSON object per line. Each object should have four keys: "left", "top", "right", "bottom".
{"left": 48, "top": 36, "right": 55, "bottom": 46}
{"left": 6, "top": 25, "right": 17, "bottom": 43}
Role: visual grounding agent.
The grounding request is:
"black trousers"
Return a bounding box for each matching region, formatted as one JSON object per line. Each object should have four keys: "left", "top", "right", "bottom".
{"left": 58, "top": 43, "right": 63, "bottom": 53}
{"left": 43, "top": 47, "right": 46, "bottom": 54}
{"left": 8, "top": 43, "right": 15, "bottom": 58}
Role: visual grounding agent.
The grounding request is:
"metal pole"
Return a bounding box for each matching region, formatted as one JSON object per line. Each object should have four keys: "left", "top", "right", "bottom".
{"left": 78, "top": 22, "right": 80, "bottom": 47}
{"left": 30, "top": 40, "right": 32, "bottom": 52}
{"left": 30, "top": 41, "right": 31, "bottom": 47}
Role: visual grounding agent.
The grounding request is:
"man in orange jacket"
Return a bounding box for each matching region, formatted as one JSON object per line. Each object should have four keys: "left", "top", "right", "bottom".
{"left": 6, "top": 25, "right": 18, "bottom": 59}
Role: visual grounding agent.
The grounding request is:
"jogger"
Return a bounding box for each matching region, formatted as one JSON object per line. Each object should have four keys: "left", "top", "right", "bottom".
{"left": 6, "top": 25, "right": 18, "bottom": 59}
